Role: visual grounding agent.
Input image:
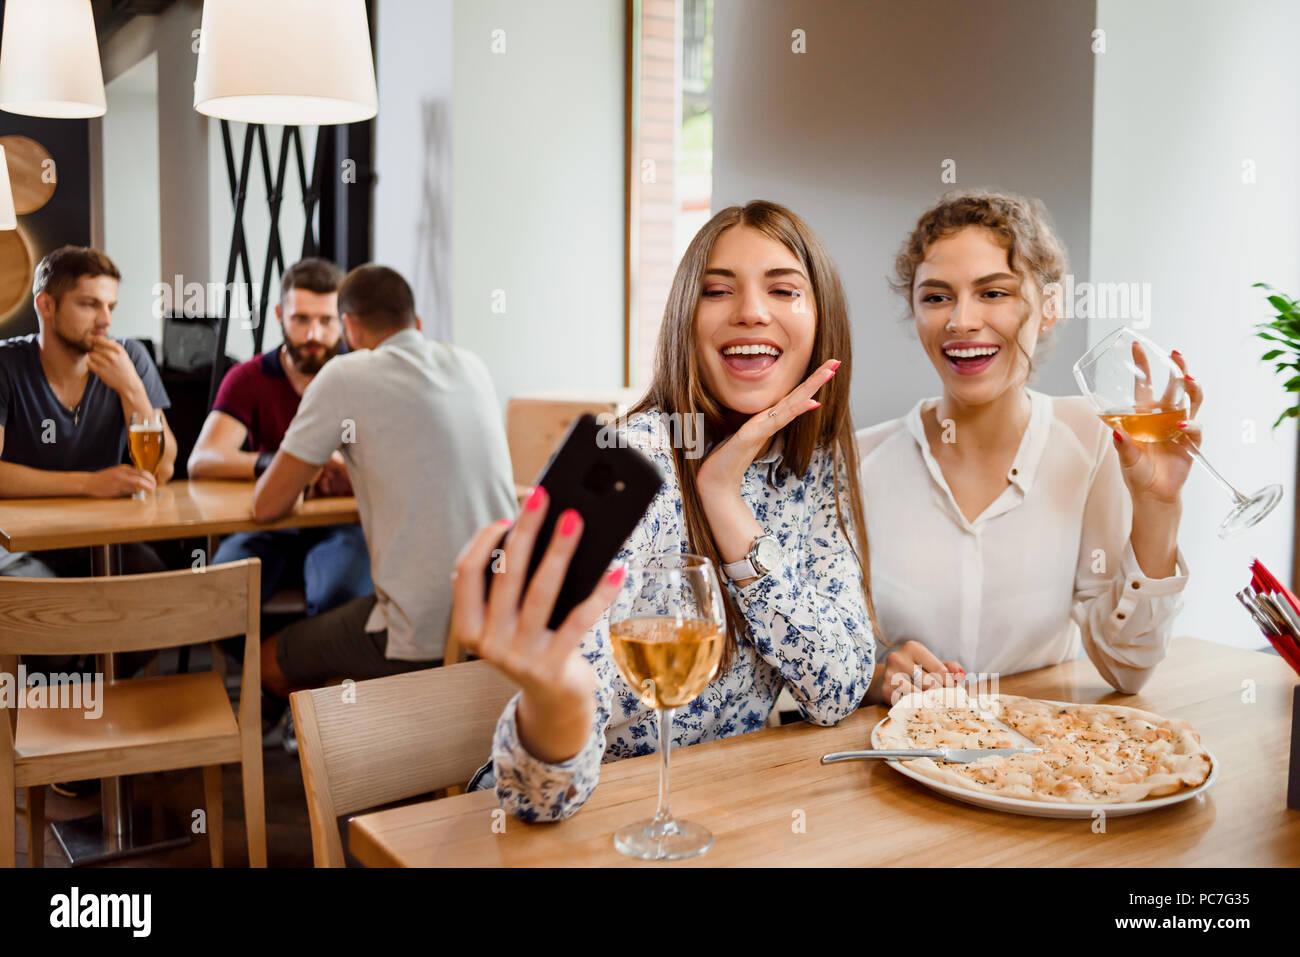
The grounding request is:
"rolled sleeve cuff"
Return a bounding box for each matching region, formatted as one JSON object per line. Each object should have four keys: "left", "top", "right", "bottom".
{"left": 491, "top": 693, "right": 604, "bottom": 821}
{"left": 1109, "top": 543, "right": 1188, "bottom": 630}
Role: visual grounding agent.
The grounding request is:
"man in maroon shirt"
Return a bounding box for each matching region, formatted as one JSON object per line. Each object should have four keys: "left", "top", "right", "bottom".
{"left": 188, "top": 258, "right": 372, "bottom": 616}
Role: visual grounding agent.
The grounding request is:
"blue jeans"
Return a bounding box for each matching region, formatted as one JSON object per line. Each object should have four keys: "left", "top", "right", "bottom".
{"left": 212, "top": 524, "right": 373, "bottom": 615}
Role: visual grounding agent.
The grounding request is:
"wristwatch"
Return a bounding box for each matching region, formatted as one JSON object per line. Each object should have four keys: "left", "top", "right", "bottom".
{"left": 722, "top": 534, "right": 782, "bottom": 583}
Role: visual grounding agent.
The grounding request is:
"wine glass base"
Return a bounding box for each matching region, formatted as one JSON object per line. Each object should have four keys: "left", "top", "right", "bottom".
{"left": 614, "top": 818, "right": 713, "bottom": 860}
{"left": 1219, "top": 484, "right": 1284, "bottom": 539}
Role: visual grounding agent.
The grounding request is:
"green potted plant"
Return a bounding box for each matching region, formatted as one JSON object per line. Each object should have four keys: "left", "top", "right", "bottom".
{"left": 1254, "top": 282, "right": 1300, "bottom": 428}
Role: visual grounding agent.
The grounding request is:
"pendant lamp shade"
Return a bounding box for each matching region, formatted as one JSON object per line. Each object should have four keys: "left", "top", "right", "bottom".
{"left": 0, "top": 0, "right": 106, "bottom": 119}
{"left": 194, "top": 0, "right": 378, "bottom": 125}
{"left": 0, "top": 146, "right": 16, "bottom": 230}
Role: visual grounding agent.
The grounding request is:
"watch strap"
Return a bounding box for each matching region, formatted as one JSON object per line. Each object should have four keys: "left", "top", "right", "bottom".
{"left": 722, "top": 555, "right": 759, "bottom": 581}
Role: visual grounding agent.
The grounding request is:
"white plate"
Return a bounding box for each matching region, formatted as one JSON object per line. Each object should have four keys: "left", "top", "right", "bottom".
{"left": 870, "top": 700, "right": 1218, "bottom": 819}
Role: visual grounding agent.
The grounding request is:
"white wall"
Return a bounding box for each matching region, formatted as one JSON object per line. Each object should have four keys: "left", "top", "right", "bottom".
{"left": 711, "top": 0, "right": 1097, "bottom": 428}
{"left": 374, "top": 0, "right": 454, "bottom": 340}
{"left": 96, "top": 0, "right": 211, "bottom": 352}
{"left": 448, "top": 0, "right": 625, "bottom": 397}
{"left": 1091, "top": 0, "right": 1300, "bottom": 648}
{"left": 101, "top": 53, "right": 161, "bottom": 345}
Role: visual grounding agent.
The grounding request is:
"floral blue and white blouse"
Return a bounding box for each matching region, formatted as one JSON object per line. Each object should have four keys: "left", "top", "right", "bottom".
{"left": 470, "top": 409, "right": 875, "bottom": 821}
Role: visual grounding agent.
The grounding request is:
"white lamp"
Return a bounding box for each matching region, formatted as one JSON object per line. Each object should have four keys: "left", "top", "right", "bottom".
{"left": 0, "top": 145, "right": 16, "bottom": 230}
{"left": 194, "top": 0, "right": 378, "bottom": 125}
{"left": 0, "top": 0, "right": 106, "bottom": 119}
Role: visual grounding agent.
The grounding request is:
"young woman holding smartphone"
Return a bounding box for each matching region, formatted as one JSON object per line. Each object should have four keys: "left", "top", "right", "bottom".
{"left": 858, "top": 190, "right": 1197, "bottom": 703}
{"left": 451, "top": 200, "right": 877, "bottom": 821}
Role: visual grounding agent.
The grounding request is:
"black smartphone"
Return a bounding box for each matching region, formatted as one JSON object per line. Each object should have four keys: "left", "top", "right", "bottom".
{"left": 487, "top": 413, "right": 664, "bottom": 629}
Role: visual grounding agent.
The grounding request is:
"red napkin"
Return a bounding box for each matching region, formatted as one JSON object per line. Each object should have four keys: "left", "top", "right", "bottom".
{"left": 1248, "top": 559, "right": 1300, "bottom": 676}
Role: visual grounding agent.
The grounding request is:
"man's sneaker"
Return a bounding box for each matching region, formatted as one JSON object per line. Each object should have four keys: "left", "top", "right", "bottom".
{"left": 50, "top": 779, "right": 98, "bottom": 799}
{"left": 283, "top": 710, "right": 297, "bottom": 754}
{"left": 262, "top": 708, "right": 290, "bottom": 749}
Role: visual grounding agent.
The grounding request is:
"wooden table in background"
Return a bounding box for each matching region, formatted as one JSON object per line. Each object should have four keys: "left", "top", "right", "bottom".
{"left": 0, "top": 479, "right": 359, "bottom": 865}
{"left": 349, "top": 638, "right": 1300, "bottom": 867}
{"left": 0, "top": 478, "right": 359, "bottom": 552}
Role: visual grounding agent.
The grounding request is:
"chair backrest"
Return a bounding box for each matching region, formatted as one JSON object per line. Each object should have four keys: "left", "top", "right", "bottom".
{"left": 290, "top": 660, "right": 519, "bottom": 867}
{"left": 504, "top": 397, "right": 622, "bottom": 487}
{"left": 0, "top": 560, "right": 260, "bottom": 657}
{"left": 0, "top": 560, "right": 261, "bottom": 828}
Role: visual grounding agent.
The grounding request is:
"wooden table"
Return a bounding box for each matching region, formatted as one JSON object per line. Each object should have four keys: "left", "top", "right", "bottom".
{"left": 0, "top": 478, "right": 358, "bottom": 552}
{"left": 0, "top": 479, "right": 358, "bottom": 864}
{"left": 349, "top": 638, "right": 1300, "bottom": 866}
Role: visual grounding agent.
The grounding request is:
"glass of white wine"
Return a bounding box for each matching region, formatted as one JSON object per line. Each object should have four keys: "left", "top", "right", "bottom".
{"left": 608, "top": 554, "right": 726, "bottom": 860}
{"left": 1073, "top": 326, "right": 1282, "bottom": 538}
{"left": 128, "top": 410, "right": 165, "bottom": 501}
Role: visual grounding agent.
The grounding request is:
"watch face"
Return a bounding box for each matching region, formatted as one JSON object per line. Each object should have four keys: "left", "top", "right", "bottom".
{"left": 754, "top": 536, "right": 782, "bottom": 574}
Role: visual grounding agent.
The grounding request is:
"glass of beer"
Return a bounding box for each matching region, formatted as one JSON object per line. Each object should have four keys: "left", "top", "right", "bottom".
{"left": 128, "top": 411, "right": 165, "bottom": 501}
{"left": 608, "top": 554, "right": 726, "bottom": 860}
{"left": 1074, "top": 327, "right": 1281, "bottom": 538}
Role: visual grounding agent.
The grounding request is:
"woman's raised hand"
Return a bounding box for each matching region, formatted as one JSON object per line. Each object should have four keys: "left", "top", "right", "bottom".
{"left": 695, "top": 359, "right": 840, "bottom": 497}
{"left": 449, "top": 486, "right": 626, "bottom": 763}
{"left": 1112, "top": 347, "right": 1203, "bottom": 507}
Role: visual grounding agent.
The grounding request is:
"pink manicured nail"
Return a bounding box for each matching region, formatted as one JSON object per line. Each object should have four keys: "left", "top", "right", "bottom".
{"left": 525, "top": 485, "right": 547, "bottom": 512}
{"left": 558, "top": 509, "right": 580, "bottom": 536}
{"left": 808, "top": 399, "right": 822, "bottom": 410}
{"left": 829, "top": 360, "right": 842, "bottom": 372}
{"left": 496, "top": 518, "right": 512, "bottom": 526}
{"left": 1185, "top": 374, "right": 1195, "bottom": 383}
{"left": 1171, "top": 350, "right": 1182, "bottom": 359}
{"left": 1178, "top": 421, "right": 1188, "bottom": 429}
{"left": 1112, "top": 430, "right": 1123, "bottom": 444}
{"left": 606, "top": 566, "right": 626, "bottom": 588}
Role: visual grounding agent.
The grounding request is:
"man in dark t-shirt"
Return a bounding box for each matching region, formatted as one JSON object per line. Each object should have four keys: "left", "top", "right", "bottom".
{"left": 188, "top": 258, "right": 371, "bottom": 617}
{"left": 0, "top": 246, "right": 174, "bottom": 578}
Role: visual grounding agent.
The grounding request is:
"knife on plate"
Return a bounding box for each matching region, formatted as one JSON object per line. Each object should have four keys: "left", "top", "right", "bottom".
{"left": 821, "top": 747, "right": 1042, "bottom": 764}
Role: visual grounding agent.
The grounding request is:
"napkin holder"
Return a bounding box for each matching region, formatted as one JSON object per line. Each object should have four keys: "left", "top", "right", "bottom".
{"left": 1290, "top": 686, "right": 1300, "bottom": 811}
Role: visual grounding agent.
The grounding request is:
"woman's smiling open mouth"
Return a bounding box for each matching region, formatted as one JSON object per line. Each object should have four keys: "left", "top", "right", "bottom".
{"left": 720, "top": 339, "right": 783, "bottom": 378}
{"left": 942, "top": 340, "right": 1001, "bottom": 375}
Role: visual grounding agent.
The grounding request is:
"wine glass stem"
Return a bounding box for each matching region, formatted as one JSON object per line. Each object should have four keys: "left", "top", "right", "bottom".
{"left": 1176, "top": 434, "right": 1248, "bottom": 505}
{"left": 653, "top": 707, "right": 675, "bottom": 832}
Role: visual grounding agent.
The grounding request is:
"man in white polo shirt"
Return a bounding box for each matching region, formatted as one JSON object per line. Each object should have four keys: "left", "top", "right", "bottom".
{"left": 250, "top": 264, "right": 516, "bottom": 696}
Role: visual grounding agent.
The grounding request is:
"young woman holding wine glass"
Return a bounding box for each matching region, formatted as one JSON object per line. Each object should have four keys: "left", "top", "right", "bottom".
{"left": 858, "top": 190, "right": 1197, "bottom": 704}
{"left": 451, "top": 201, "right": 877, "bottom": 835}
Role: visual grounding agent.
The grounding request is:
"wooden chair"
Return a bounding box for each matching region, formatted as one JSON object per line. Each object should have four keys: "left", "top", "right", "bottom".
{"left": 504, "top": 391, "right": 639, "bottom": 489}
{"left": 0, "top": 559, "right": 266, "bottom": 868}
{"left": 290, "top": 660, "right": 518, "bottom": 867}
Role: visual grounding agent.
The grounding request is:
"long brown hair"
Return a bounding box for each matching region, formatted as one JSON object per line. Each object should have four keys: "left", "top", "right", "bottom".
{"left": 628, "top": 200, "right": 879, "bottom": 671}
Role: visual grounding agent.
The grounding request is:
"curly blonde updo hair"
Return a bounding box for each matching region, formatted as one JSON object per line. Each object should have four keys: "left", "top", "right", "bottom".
{"left": 890, "top": 190, "right": 1070, "bottom": 373}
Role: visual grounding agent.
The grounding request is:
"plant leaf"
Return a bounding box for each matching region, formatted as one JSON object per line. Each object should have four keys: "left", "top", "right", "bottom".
{"left": 1262, "top": 349, "right": 1284, "bottom": 360}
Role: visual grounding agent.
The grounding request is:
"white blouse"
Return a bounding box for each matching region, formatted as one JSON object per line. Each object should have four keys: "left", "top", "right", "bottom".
{"left": 856, "top": 389, "right": 1188, "bottom": 694}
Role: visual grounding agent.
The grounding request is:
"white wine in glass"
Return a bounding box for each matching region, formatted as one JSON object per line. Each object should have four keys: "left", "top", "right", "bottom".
{"left": 608, "top": 554, "right": 725, "bottom": 861}
{"left": 128, "top": 411, "right": 164, "bottom": 501}
{"left": 1074, "top": 327, "right": 1282, "bottom": 538}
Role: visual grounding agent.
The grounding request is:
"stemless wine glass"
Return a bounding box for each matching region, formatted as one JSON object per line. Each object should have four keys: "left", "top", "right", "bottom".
{"left": 608, "top": 554, "right": 726, "bottom": 860}
{"left": 1073, "top": 327, "right": 1282, "bottom": 538}
{"left": 128, "top": 410, "right": 165, "bottom": 501}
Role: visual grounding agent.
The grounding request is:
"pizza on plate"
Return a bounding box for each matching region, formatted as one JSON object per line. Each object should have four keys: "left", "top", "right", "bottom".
{"left": 876, "top": 687, "right": 1212, "bottom": 804}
